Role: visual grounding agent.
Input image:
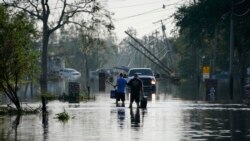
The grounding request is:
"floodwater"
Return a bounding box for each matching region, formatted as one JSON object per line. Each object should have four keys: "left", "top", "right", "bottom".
{"left": 1, "top": 81, "right": 250, "bottom": 141}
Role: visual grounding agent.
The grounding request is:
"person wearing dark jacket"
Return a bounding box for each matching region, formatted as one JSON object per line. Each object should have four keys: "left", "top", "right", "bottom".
{"left": 127, "top": 74, "right": 143, "bottom": 108}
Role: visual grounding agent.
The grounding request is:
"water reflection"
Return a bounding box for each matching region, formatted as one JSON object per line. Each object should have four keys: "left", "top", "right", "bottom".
{"left": 151, "top": 93, "right": 156, "bottom": 104}
{"left": 130, "top": 108, "right": 140, "bottom": 127}
{"left": 3, "top": 115, "right": 21, "bottom": 141}
{"left": 42, "top": 112, "right": 49, "bottom": 141}
{"left": 1, "top": 80, "right": 250, "bottom": 141}
{"left": 14, "top": 115, "right": 20, "bottom": 141}
{"left": 117, "top": 108, "right": 125, "bottom": 128}
{"left": 181, "top": 108, "right": 250, "bottom": 140}
{"left": 116, "top": 103, "right": 125, "bottom": 107}
{"left": 1, "top": 100, "right": 250, "bottom": 141}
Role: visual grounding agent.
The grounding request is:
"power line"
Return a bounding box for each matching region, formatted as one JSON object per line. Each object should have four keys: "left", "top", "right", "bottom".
{"left": 109, "top": 1, "right": 178, "bottom": 9}
{"left": 234, "top": 0, "right": 250, "bottom": 16}
{"left": 153, "top": 16, "right": 173, "bottom": 24}
{"left": 114, "top": 2, "right": 180, "bottom": 22}
{"left": 115, "top": 7, "right": 175, "bottom": 22}
{"left": 115, "top": 8, "right": 162, "bottom": 21}
{"left": 234, "top": 8, "right": 250, "bottom": 16}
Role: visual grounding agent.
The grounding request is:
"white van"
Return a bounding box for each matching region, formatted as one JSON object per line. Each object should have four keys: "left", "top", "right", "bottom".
{"left": 59, "top": 68, "right": 81, "bottom": 80}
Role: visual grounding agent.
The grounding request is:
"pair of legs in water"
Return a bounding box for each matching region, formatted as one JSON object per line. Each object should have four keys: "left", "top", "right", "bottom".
{"left": 116, "top": 92, "right": 140, "bottom": 108}
{"left": 129, "top": 92, "right": 139, "bottom": 108}
{"left": 116, "top": 92, "right": 125, "bottom": 107}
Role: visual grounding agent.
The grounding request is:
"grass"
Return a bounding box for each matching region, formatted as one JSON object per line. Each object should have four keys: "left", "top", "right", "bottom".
{"left": 55, "top": 109, "right": 70, "bottom": 122}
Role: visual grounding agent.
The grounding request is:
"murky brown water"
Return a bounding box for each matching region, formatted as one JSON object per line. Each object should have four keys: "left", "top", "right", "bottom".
{"left": 1, "top": 81, "right": 250, "bottom": 141}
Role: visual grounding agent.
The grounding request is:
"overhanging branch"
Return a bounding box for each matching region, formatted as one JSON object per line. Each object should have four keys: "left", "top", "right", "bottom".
{"left": 2, "top": 0, "right": 43, "bottom": 20}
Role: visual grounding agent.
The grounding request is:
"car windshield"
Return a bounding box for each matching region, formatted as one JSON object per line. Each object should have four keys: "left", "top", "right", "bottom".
{"left": 128, "top": 69, "right": 153, "bottom": 77}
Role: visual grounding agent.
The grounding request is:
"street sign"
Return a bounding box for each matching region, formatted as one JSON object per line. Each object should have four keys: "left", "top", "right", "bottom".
{"left": 203, "top": 74, "right": 210, "bottom": 80}
{"left": 203, "top": 66, "right": 210, "bottom": 73}
{"left": 202, "top": 66, "right": 210, "bottom": 80}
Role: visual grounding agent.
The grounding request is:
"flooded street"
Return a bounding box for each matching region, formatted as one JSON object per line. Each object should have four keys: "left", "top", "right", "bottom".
{"left": 1, "top": 81, "right": 250, "bottom": 141}
{"left": 1, "top": 0, "right": 250, "bottom": 140}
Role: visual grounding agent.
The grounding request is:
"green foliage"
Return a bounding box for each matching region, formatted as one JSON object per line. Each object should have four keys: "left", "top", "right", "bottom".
{"left": 174, "top": 0, "right": 230, "bottom": 38}
{"left": 0, "top": 5, "right": 39, "bottom": 110}
{"left": 55, "top": 109, "right": 70, "bottom": 122}
{"left": 0, "top": 5, "right": 39, "bottom": 82}
{"left": 173, "top": 0, "right": 250, "bottom": 79}
{"left": 173, "top": 32, "right": 195, "bottom": 78}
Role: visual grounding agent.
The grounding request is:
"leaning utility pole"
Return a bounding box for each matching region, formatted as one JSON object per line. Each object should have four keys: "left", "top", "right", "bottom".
{"left": 125, "top": 31, "right": 173, "bottom": 74}
{"left": 127, "top": 42, "right": 171, "bottom": 76}
{"left": 160, "top": 20, "right": 173, "bottom": 69}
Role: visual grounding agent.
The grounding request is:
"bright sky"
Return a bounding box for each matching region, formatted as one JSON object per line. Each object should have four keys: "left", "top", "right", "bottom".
{"left": 105, "top": 0, "right": 188, "bottom": 41}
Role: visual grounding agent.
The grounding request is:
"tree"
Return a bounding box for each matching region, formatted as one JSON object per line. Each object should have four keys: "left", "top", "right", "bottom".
{"left": 173, "top": 0, "right": 250, "bottom": 96}
{"left": 172, "top": 30, "right": 196, "bottom": 79}
{"left": 0, "top": 5, "right": 38, "bottom": 111}
{"left": 77, "top": 30, "right": 118, "bottom": 87}
{"left": 2, "top": 0, "right": 114, "bottom": 94}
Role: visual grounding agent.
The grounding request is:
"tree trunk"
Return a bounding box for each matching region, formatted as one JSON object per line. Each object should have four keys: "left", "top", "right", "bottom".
{"left": 85, "top": 55, "right": 89, "bottom": 89}
{"left": 40, "top": 31, "right": 50, "bottom": 94}
{"left": 5, "top": 91, "right": 22, "bottom": 111}
{"left": 13, "top": 91, "right": 21, "bottom": 111}
{"left": 14, "top": 101, "right": 22, "bottom": 112}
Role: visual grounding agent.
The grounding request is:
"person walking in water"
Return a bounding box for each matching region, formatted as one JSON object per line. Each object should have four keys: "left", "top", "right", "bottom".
{"left": 114, "top": 73, "right": 127, "bottom": 107}
{"left": 127, "top": 74, "right": 143, "bottom": 108}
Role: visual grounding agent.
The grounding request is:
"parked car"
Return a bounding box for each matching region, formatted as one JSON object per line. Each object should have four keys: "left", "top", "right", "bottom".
{"left": 59, "top": 68, "right": 81, "bottom": 80}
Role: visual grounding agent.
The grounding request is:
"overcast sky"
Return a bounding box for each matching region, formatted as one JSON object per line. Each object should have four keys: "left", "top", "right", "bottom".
{"left": 105, "top": 0, "right": 188, "bottom": 41}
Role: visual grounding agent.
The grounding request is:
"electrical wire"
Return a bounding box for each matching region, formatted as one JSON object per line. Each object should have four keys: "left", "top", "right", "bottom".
{"left": 233, "top": 9, "right": 250, "bottom": 17}
{"left": 109, "top": 0, "right": 172, "bottom": 9}
{"left": 114, "top": 2, "right": 180, "bottom": 22}
{"left": 115, "top": 8, "right": 162, "bottom": 21}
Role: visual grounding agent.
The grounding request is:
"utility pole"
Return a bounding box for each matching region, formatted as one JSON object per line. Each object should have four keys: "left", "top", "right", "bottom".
{"left": 152, "top": 30, "right": 159, "bottom": 58}
{"left": 160, "top": 20, "right": 173, "bottom": 70}
{"left": 212, "top": 28, "right": 218, "bottom": 75}
{"left": 229, "top": 0, "right": 234, "bottom": 100}
{"left": 127, "top": 42, "right": 171, "bottom": 76}
{"left": 125, "top": 31, "right": 173, "bottom": 75}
